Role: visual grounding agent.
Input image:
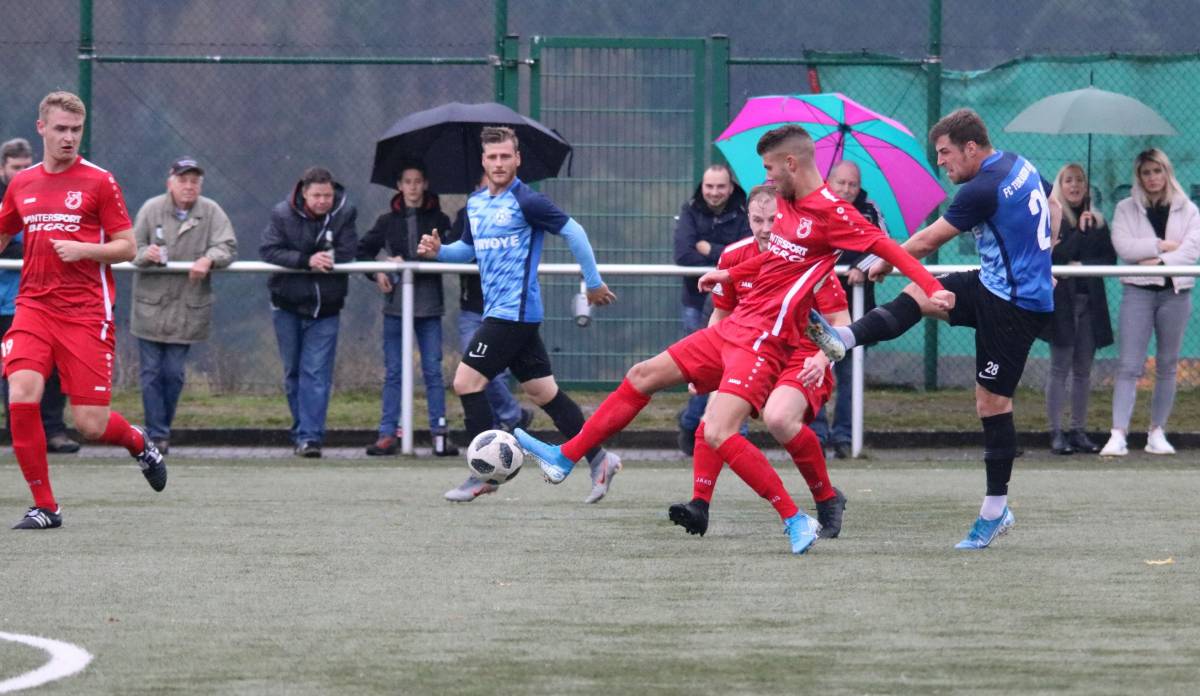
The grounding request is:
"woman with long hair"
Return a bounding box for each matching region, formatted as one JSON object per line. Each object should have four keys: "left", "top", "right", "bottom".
{"left": 1043, "top": 164, "right": 1115, "bottom": 454}
{"left": 1100, "top": 148, "right": 1200, "bottom": 456}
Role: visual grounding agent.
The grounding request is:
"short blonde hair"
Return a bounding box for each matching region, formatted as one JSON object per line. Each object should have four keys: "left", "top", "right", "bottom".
{"left": 747, "top": 183, "right": 777, "bottom": 206}
{"left": 39, "top": 91, "right": 86, "bottom": 122}
{"left": 481, "top": 126, "right": 519, "bottom": 151}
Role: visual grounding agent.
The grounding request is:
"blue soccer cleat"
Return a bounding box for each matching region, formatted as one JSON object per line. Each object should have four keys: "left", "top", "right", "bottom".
{"left": 954, "top": 507, "right": 1015, "bottom": 550}
{"left": 513, "top": 428, "right": 576, "bottom": 484}
{"left": 805, "top": 308, "right": 847, "bottom": 362}
{"left": 783, "top": 511, "right": 821, "bottom": 554}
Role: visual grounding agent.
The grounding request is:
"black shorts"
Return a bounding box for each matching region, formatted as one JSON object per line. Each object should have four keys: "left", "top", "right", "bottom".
{"left": 461, "top": 317, "right": 553, "bottom": 383}
{"left": 940, "top": 271, "right": 1051, "bottom": 398}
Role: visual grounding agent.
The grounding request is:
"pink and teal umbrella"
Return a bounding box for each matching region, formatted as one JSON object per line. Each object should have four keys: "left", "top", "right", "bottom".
{"left": 715, "top": 93, "right": 945, "bottom": 236}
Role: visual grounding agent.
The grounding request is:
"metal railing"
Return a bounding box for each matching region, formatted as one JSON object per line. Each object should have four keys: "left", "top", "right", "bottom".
{"left": 3, "top": 259, "right": 1196, "bottom": 455}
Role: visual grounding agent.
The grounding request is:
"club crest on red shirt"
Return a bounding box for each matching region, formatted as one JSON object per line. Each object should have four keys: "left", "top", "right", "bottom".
{"left": 64, "top": 191, "right": 83, "bottom": 210}
{"left": 795, "top": 217, "right": 813, "bottom": 239}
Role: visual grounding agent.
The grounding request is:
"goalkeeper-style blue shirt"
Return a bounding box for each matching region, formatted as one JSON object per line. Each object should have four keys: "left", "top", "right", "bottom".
{"left": 455, "top": 178, "right": 568, "bottom": 323}
{"left": 943, "top": 150, "right": 1055, "bottom": 313}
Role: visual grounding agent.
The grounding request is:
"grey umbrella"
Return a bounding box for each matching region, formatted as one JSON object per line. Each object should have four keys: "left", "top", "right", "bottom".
{"left": 1004, "top": 86, "right": 1176, "bottom": 186}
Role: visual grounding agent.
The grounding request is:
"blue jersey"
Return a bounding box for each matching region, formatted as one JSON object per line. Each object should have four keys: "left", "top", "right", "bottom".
{"left": 943, "top": 151, "right": 1054, "bottom": 312}
{"left": 459, "top": 178, "right": 568, "bottom": 323}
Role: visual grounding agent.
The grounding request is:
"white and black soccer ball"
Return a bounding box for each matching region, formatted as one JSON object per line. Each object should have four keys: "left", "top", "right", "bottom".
{"left": 466, "top": 429, "right": 524, "bottom": 484}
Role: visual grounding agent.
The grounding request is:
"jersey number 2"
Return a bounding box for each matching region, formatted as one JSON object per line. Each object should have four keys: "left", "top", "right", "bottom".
{"left": 1028, "top": 187, "right": 1052, "bottom": 251}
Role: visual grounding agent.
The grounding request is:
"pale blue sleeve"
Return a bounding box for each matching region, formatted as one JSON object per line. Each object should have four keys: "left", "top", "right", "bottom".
{"left": 437, "top": 239, "right": 475, "bottom": 263}
{"left": 560, "top": 217, "right": 603, "bottom": 289}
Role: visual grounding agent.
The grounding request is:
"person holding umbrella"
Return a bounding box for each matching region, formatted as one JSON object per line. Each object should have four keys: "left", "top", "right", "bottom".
{"left": 1100, "top": 148, "right": 1200, "bottom": 457}
{"left": 418, "top": 126, "right": 620, "bottom": 504}
{"left": 1042, "top": 163, "right": 1115, "bottom": 455}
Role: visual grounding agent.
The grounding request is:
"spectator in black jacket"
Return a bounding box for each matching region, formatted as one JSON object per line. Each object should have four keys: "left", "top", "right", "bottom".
{"left": 357, "top": 165, "right": 458, "bottom": 457}
{"left": 260, "top": 166, "right": 357, "bottom": 458}
{"left": 671, "top": 163, "right": 750, "bottom": 453}
{"left": 1042, "top": 163, "right": 1115, "bottom": 455}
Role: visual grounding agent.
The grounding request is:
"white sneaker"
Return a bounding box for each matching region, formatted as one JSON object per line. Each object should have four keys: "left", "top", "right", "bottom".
{"left": 1099, "top": 430, "right": 1127, "bottom": 457}
{"left": 1145, "top": 427, "right": 1176, "bottom": 455}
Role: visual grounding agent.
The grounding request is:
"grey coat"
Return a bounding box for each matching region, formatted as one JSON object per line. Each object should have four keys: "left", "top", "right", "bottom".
{"left": 131, "top": 194, "right": 237, "bottom": 343}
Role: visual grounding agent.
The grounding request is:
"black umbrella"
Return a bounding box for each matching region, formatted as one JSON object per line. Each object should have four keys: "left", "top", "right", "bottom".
{"left": 371, "top": 102, "right": 572, "bottom": 194}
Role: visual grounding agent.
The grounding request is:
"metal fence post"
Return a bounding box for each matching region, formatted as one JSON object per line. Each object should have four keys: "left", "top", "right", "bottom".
{"left": 851, "top": 283, "right": 865, "bottom": 458}
{"left": 709, "top": 34, "right": 730, "bottom": 165}
{"left": 492, "top": 0, "right": 508, "bottom": 104}
{"left": 922, "top": 0, "right": 943, "bottom": 390}
{"left": 401, "top": 268, "right": 415, "bottom": 455}
{"left": 78, "top": 0, "right": 94, "bottom": 159}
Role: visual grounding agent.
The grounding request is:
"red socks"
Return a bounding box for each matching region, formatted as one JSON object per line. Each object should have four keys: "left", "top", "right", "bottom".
{"left": 100, "top": 411, "right": 145, "bottom": 455}
{"left": 716, "top": 434, "right": 798, "bottom": 520}
{"left": 784, "top": 427, "right": 837, "bottom": 503}
{"left": 561, "top": 378, "right": 651, "bottom": 462}
{"left": 10, "top": 403, "right": 56, "bottom": 510}
{"left": 691, "top": 422, "right": 724, "bottom": 503}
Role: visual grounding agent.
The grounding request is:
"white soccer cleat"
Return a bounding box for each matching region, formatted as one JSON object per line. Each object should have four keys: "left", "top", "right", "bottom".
{"left": 1099, "top": 430, "right": 1127, "bottom": 457}
{"left": 1144, "top": 427, "right": 1176, "bottom": 455}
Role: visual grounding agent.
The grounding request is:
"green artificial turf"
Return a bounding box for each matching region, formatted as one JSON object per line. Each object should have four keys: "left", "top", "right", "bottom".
{"left": 1, "top": 454, "right": 1196, "bottom": 694}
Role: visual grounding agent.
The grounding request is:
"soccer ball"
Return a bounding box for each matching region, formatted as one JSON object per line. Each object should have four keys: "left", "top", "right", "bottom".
{"left": 466, "top": 429, "right": 524, "bottom": 484}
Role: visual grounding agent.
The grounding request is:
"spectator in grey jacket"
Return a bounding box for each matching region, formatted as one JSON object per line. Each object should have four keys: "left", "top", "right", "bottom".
{"left": 260, "top": 166, "right": 357, "bottom": 458}
{"left": 1101, "top": 148, "right": 1200, "bottom": 457}
{"left": 130, "top": 157, "right": 237, "bottom": 453}
{"left": 671, "top": 163, "right": 750, "bottom": 454}
{"left": 357, "top": 165, "right": 457, "bottom": 457}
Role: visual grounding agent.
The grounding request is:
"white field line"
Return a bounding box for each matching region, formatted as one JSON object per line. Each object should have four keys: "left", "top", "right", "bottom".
{"left": 0, "top": 632, "right": 92, "bottom": 693}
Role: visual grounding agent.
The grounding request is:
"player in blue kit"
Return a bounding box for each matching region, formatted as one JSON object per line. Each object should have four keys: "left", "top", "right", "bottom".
{"left": 417, "top": 126, "right": 620, "bottom": 504}
{"left": 808, "top": 108, "right": 1055, "bottom": 549}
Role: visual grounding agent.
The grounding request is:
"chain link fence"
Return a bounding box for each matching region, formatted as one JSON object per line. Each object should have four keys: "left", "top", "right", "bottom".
{"left": 3, "top": 0, "right": 1200, "bottom": 395}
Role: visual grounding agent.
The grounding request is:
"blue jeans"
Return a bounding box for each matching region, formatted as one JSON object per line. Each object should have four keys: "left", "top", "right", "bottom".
{"left": 137, "top": 338, "right": 191, "bottom": 441}
{"left": 457, "top": 310, "right": 521, "bottom": 427}
{"left": 380, "top": 314, "right": 447, "bottom": 437}
{"left": 812, "top": 354, "right": 856, "bottom": 446}
{"left": 679, "top": 305, "right": 708, "bottom": 432}
{"left": 272, "top": 309, "right": 339, "bottom": 446}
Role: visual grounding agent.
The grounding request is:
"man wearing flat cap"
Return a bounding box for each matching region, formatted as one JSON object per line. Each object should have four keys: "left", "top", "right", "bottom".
{"left": 130, "top": 157, "right": 237, "bottom": 453}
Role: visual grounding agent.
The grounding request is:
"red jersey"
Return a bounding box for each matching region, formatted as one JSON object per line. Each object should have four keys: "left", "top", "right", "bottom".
{"left": 712, "top": 233, "right": 847, "bottom": 354}
{"left": 0, "top": 158, "right": 132, "bottom": 323}
{"left": 721, "top": 185, "right": 942, "bottom": 348}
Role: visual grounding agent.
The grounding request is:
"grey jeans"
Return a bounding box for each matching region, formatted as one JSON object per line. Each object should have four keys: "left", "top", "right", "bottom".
{"left": 1111, "top": 285, "right": 1192, "bottom": 432}
{"left": 1046, "top": 293, "right": 1096, "bottom": 431}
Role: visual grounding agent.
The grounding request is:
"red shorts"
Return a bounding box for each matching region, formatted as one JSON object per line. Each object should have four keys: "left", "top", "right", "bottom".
{"left": 774, "top": 350, "right": 835, "bottom": 424}
{"left": 667, "top": 323, "right": 789, "bottom": 413}
{"left": 2, "top": 306, "right": 115, "bottom": 406}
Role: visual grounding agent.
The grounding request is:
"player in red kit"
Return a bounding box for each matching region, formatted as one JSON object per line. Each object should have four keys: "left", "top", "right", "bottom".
{"left": 517, "top": 125, "right": 953, "bottom": 553}
{"left": 0, "top": 91, "right": 166, "bottom": 530}
{"left": 669, "top": 184, "right": 851, "bottom": 539}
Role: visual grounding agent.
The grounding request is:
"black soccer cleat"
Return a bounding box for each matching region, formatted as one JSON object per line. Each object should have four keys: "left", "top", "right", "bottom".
{"left": 815, "top": 487, "right": 847, "bottom": 539}
{"left": 12, "top": 506, "right": 62, "bottom": 530}
{"left": 132, "top": 426, "right": 168, "bottom": 492}
{"left": 668, "top": 498, "right": 709, "bottom": 536}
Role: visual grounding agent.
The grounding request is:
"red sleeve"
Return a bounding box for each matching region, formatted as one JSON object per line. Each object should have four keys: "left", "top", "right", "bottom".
{"left": 866, "top": 236, "right": 944, "bottom": 297}
{"left": 725, "top": 249, "right": 769, "bottom": 284}
{"left": 97, "top": 175, "right": 133, "bottom": 234}
{"left": 711, "top": 250, "right": 739, "bottom": 311}
{"left": 0, "top": 179, "right": 21, "bottom": 235}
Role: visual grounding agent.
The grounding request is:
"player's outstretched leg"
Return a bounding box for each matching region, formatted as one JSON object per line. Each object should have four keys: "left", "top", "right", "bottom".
{"left": 127, "top": 424, "right": 168, "bottom": 492}
{"left": 444, "top": 477, "right": 499, "bottom": 502}
{"left": 584, "top": 450, "right": 622, "bottom": 504}
{"left": 714, "top": 432, "right": 819, "bottom": 554}
{"left": 517, "top": 377, "right": 652, "bottom": 483}
{"left": 9, "top": 402, "right": 60, "bottom": 526}
{"left": 806, "top": 309, "right": 847, "bottom": 361}
{"left": 12, "top": 506, "right": 62, "bottom": 530}
{"left": 955, "top": 507, "right": 1015, "bottom": 549}
{"left": 668, "top": 423, "right": 722, "bottom": 536}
